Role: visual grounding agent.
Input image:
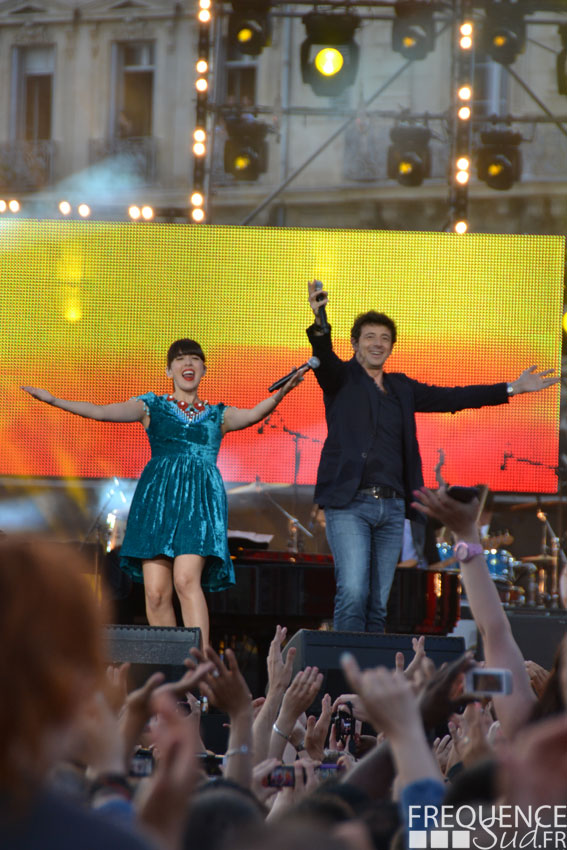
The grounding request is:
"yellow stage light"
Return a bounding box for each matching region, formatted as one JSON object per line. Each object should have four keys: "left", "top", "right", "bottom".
{"left": 460, "top": 36, "right": 472, "bottom": 50}
{"left": 456, "top": 170, "right": 469, "bottom": 185}
{"left": 198, "top": 9, "right": 211, "bottom": 23}
{"left": 192, "top": 207, "right": 205, "bottom": 222}
{"left": 196, "top": 59, "right": 208, "bottom": 74}
{"left": 458, "top": 106, "right": 471, "bottom": 120}
{"left": 128, "top": 205, "right": 141, "bottom": 220}
{"left": 457, "top": 157, "right": 470, "bottom": 170}
{"left": 141, "top": 206, "right": 154, "bottom": 220}
{"left": 78, "top": 204, "right": 91, "bottom": 217}
{"left": 460, "top": 22, "right": 473, "bottom": 37}
{"left": 196, "top": 78, "right": 208, "bottom": 93}
{"left": 199, "top": 0, "right": 211, "bottom": 9}
{"left": 59, "top": 201, "right": 71, "bottom": 215}
{"left": 193, "top": 142, "right": 206, "bottom": 156}
{"left": 455, "top": 220, "right": 468, "bottom": 234}
{"left": 194, "top": 129, "right": 206, "bottom": 143}
{"left": 314, "top": 47, "right": 344, "bottom": 77}
{"left": 458, "top": 86, "right": 472, "bottom": 101}
{"left": 8, "top": 200, "right": 20, "bottom": 213}
{"left": 191, "top": 192, "right": 204, "bottom": 207}
{"left": 0, "top": 200, "right": 7, "bottom": 213}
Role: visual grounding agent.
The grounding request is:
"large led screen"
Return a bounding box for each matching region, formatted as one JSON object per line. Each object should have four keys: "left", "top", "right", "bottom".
{"left": 3, "top": 221, "right": 563, "bottom": 492}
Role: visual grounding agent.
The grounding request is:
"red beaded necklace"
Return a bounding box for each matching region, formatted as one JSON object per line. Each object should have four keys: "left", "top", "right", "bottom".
{"left": 167, "top": 394, "right": 208, "bottom": 421}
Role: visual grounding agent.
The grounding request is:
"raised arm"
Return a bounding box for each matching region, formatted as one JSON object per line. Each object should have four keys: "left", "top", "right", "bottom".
{"left": 22, "top": 386, "right": 147, "bottom": 424}
{"left": 221, "top": 369, "right": 306, "bottom": 434}
{"left": 412, "top": 486, "right": 536, "bottom": 737}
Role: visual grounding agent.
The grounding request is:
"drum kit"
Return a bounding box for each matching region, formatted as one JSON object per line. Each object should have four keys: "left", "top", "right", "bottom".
{"left": 435, "top": 505, "right": 567, "bottom": 610}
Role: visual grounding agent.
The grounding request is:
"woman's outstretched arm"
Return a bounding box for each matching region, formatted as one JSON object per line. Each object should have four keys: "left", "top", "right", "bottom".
{"left": 221, "top": 368, "right": 306, "bottom": 434}
{"left": 22, "top": 386, "right": 147, "bottom": 423}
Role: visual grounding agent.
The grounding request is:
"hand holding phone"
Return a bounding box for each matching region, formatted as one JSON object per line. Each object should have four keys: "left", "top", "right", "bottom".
{"left": 464, "top": 668, "right": 513, "bottom": 696}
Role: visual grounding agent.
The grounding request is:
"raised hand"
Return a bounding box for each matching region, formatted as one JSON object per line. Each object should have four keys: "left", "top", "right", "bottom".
{"left": 21, "top": 386, "right": 55, "bottom": 404}
{"left": 417, "top": 652, "right": 477, "bottom": 732}
{"left": 412, "top": 486, "right": 479, "bottom": 539}
{"left": 267, "top": 625, "right": 295, "bottom": 696}
{"left": 307, "top": 279, "right": 328, "bottom": 322}
{"left": 195, "top": 646, "right": 252, "bottom": 717}
{"left": 304, "top": 692, "right": 332, "bottom": 761}
{"left": 510, "top": 365, "right": 559, "bottom": 395}
{"left": 277, "top": 666, "right": 324, "bottom": 728}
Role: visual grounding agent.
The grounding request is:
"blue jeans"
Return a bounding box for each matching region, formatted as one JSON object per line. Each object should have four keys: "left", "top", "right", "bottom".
{"left": 325, "top": 493, "right": 405, "bottom": 633}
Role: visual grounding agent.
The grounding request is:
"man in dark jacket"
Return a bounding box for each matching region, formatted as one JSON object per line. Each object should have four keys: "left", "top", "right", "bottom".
{"left": 306, "top": 280, "right": 558, "bottom": 633}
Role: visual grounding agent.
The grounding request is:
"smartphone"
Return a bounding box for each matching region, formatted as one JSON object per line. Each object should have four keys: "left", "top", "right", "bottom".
{"left": 263, "top": 764, "right": 298, "bottom": 787}
{"left": 332, "top": 709, "right": 353, "bottom": 743}
{"left": 465, "top": 668, "right": 513, "bottom": 696}
{"left": 447, "top": 485, "right": 480, "bottom": 503}
{"left": 316, "top": 764, "right": 341, "bottom": 781}
{"left": 197, "top": 753, "right": 224, "bottom": 777}
{"left": 129, "top": 747, "right": 155, "bottom": 778}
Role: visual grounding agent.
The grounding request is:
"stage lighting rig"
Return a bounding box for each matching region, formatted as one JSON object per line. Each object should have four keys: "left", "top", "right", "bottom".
{"left": 482, "top": 1, "right": 525, "bottom": 66}
{"left": 228, "top": 0, "right": 271, "bottom": 56}
{"left": 392, "top": 1, "right": 435, "bottom": 61}
{"left": 300, "top": 12, "right": 360, "bottom": 97}
{"left": 477, "top": 127, "right": 522, "bottom": 191}
{"left": 387, "top": 123, "right": 432, "bottom": 187}
{"left": 224, "top": 115, "right": 269, "bottom": 180}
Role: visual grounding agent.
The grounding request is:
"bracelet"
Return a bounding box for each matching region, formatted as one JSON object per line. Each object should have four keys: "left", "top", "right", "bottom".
{"left": 295, "top": 741, "right": 307, "bottom": 753}
{"left": 224, "top": 744, "right": 251, "bottom": 758}
{"left": 272, "top": 722, "right": 291, "bottom": 742}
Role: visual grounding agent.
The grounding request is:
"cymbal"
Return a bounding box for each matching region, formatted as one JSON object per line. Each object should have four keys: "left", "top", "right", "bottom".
{"left": 226, "top": 481, "right": 289, "bottom": 495}
{"left": 520, "top": 555, "right": 554, "bottom": 563}
{"left": 509, "top": 498, "right": 562, "bottom": 512}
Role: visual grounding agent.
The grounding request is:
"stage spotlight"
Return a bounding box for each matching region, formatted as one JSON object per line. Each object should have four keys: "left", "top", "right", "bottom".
{"left": 0, "top": 200, "right": 6, "bottom": 213}
{"left": 392, "top": 2, "right": 435, "bottom": 61}
{"left": 228, "top": 0, "right": 271, "bottom": 56}
{"left": 128, "top": 205, "right": 141, "bottom": 220}
{"left": 387, "top": 124, "right": 431, "bottom": 187}
{"left": 224, "top": 118, "right": 269, "bottom": 180}
{"left": 8, "top": 199, "right": 20, "bottom": 213}
{"left": 78, "top": 203, "right": 91, "bottom": 217}
{"left": 59, "top": 200, "right": 71, "bottom": 215}
{"left": 191, "top": 191, "right": 204, "bottom": 207}
{"left": 300, "top": 12, "right": 360, "bottom": 97}
{"left": 483, "top": 3, "right": 525, "bottom": 65}
{"left": 455, "top": 220, "right": 468, "bottom": 234}
{"left": 141, "top": 206, "right": 154, "bottom": 220}
{"left": 191, "top": 207, "right": 205, "bottom": 222}
{"left": 477, "top": 128, "right": 522, "bottom": 191}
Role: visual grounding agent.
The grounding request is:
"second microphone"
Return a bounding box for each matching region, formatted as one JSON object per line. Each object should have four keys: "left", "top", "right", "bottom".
{"left": 268, "top": 356, "right": 320, "bottom": 393}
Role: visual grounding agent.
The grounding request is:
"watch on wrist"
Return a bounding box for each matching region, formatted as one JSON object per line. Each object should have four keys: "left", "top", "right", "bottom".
{"left": 454, "top": 541, "right": 484, "bottom": 563}
{"left": 507, "top": 383, "right": 515, "bottom": 396}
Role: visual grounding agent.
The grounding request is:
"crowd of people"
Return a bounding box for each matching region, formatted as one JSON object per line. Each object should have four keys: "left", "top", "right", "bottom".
{"left": 2, "top": 486, "right": 566, "bottom": 850}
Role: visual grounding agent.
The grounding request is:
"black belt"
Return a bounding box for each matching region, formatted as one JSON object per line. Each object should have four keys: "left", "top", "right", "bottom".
{"left": 358, "top": 485, "right": 402, "bottom": 499}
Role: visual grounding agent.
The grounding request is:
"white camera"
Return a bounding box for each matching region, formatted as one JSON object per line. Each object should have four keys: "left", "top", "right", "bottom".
{"left": 464, "top": 667, "right": 513, "bottom": 696}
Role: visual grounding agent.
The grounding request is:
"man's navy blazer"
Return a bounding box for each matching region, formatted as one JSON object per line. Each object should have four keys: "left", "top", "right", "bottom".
{"left": 307, "top": 325, "right": 509, "bottom": 520}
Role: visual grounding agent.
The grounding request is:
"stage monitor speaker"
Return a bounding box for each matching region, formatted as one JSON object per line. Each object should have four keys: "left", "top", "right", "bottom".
{"left": 506, "top": 611, "right": 567, "bottom": 670}
{"left": 283, "top": 630, "right": 465, "bottom": 710}
{"left": 106, "top": 625, "right": 201, "bottom": 688}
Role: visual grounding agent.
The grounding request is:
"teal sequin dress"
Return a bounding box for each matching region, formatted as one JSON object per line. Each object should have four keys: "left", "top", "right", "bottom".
{"left": 120, "top": 392, "right": 234, "bottom": 592}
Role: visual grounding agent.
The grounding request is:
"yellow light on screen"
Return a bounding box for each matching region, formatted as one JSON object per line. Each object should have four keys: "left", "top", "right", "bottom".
{"left": 191, "top": 192, "right": 204, "bottom": 207}
{"left": 456, "top": 157, "right": 470, "bottom": 170}
{"left": 59, "top": 200, "right": 71, "bottom": 215}
{"left": 0, "top": 200, "right": 7, "bottom": 213}
{"left": 314, "top": 47, "right": 344, "bottom": 77}
{"left": 78, "top": 203, "right": 91, "bottom": 218}
{"left": 196, "top": 78, "right": 208, "bottom": 93}
{"left": 458, "top": 106, "right": 471, "bottom": 120}
{"left": 460, "top": 22, "right": 473, "bottom": 36}
{"left": 456, "top": 170, "right": 469, "bottom": 185}
{"left": 196, "top": 60, "right": 208, "bottom": 74}
{"left": 198, "top": 10, "right": 211, "bottom": 23}
{"left": 460, "top": 36, "right": 472, "bottom": 50}
{"left": 193, "top": 142, "right": 206, "bottom": 156}
{"left": 192, "top": 207, "right": 205, "bottom": 222}
{"left": 8, "top": 200, "right": 20, "bottom": 213}
{"left": 458, "top": 86, "right": 472, "bottom": 100}
{"left": 141, "top": 206, "right": 154, "bottom": 220}
{"left": 455, "top": 220, "right": 468, "bottom": 234}
{"left": 194, "top": 129, "right": 206, "bottom": 143}
{"left": 129, "top": 205, "right": 141, "bottom": 220}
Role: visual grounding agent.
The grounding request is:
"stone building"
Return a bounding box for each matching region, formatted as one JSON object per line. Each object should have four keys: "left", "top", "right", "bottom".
{"left": 0, "top": 0, "right": 566, "bottom": 232}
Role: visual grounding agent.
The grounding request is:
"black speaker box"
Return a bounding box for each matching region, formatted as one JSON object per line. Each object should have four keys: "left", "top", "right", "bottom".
{"left": 106, "top": 624, "right": 201, "bottom": 687}
{"left": 283, "top": 629, "right": 465, "bottom": 710}
{"left": 506, "top": 611, "right": 567, "bottom": 670}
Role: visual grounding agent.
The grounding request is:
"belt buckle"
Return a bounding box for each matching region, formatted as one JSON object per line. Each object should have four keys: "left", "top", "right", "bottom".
{"left": 371, "top": 486, "right": 381, "bottom": 499}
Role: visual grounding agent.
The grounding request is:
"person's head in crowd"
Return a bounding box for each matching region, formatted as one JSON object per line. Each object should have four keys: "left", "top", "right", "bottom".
{"left": 0, "top": 538, "right": 108, "bottom": 802}
{"left": 183, "top": 780, "right": 265, "bottom": 850}
{"left": 228, "top": 822, "right": 351, "bottom": 850}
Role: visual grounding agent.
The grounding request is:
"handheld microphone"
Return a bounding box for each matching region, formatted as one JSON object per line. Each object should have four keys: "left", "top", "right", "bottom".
{"left": 314, "top": 280, "right": 329, "bottom": 333}
{"left": 268, "top": 356, "right": 320, "bottom": 393}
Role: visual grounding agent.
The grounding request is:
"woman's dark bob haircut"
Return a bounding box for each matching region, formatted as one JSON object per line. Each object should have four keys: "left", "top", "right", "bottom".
{"left": 167, "top": 338, "right": 206, "bottom": 367}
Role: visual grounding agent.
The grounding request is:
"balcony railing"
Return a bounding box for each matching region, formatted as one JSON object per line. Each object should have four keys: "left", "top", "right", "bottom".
{"left": 0, "top": 140, "right": 56, "bottom": 191}
{"left": 88, "top": 136, "right": 158, "bottom": 185}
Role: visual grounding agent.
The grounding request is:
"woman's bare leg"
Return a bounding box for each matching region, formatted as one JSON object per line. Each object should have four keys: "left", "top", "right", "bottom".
{"left": 142, "top": 557, "right": 176, "bottom": 626}
{"left": 173, "top": 554, "right": 208, "bottom": 647}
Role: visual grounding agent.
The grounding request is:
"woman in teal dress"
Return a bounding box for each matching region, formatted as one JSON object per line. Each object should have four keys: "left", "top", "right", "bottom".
{"left": 22, "top": 339, "right": 305, "bottom": 646}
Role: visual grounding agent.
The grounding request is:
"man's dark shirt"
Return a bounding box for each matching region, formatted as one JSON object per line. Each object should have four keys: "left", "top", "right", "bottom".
{"left": 359, "top": 377, "right": 405, "bottom": 497}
